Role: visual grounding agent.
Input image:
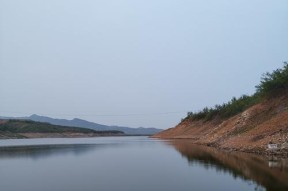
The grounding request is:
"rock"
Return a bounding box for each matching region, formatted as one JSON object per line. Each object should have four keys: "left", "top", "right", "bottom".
{"left": 281, "top": 142, "right": 288, "bottom": 149}
{"left": 268, "top": 144, "right": 278, "bottom": 150}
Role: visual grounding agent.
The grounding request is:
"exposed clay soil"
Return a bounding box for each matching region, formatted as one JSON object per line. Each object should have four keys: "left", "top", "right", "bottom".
{"left": 153, "top": 95, "right": 288, "bottom": 157}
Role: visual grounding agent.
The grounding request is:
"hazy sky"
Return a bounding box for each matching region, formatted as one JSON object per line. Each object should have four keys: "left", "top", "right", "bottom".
{"left": 0, "top": 0, "right": 287, "bottom": 129}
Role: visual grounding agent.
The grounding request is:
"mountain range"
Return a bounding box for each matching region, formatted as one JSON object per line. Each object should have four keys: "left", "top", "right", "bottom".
{"left": 0, "top": 114, "right": 162, "bottom": 135}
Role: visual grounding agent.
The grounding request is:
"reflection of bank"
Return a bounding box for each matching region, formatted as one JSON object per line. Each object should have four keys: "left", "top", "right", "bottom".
{"left": 166, "top": 140, "right": 288, "bottom": 191}
{"left": 269, "top": 161, "right": 280, "bottom": 168}
{"left": 268, "top": 156, "right": 288, "bottom": 171}
{"left": 0, "top": 143, "right": 118, "bottom": 160}
{"left": 268, "top": 156, "right": 280, "bottom": 168}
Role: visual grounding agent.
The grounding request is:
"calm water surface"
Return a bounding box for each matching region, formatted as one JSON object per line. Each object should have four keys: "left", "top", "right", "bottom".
{"left": 0, "top": 137, "right": 287, "bottom": 191}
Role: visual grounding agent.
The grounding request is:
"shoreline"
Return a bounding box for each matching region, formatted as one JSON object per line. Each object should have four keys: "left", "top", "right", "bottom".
{"left": 0, "top": 133, "right": 125, "bottom": 139}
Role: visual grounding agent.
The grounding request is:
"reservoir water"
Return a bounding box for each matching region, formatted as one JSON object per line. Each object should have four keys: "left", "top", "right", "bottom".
{"left": 0, "top": 137, "right": 287, "bottom": 191}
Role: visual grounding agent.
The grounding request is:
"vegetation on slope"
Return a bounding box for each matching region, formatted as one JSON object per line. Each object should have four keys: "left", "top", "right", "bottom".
{"left": 256, "top": 62, "right": 288, "bottom": 97}
{"left": 184, "top": 62, "right": 288, "bottom": 122}
{"left": 0, "top": 119, "right": 124, "bottom": 135}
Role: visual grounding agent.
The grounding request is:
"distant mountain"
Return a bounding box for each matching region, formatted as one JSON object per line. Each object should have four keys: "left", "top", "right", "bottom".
{"left": 0, "top": 115, "right": 162, "bottom": 135}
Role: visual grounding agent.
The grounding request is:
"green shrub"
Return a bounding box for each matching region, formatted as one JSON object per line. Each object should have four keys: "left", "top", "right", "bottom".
{"left": 256, "top": 62, "right": 288, "bottom": 97}
{"left": 184, "top": 62, "right": 287, "bottom": 122}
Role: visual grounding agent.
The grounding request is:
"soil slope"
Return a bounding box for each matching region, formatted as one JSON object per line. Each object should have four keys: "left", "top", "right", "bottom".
{"left": 153, "top": 95, "right": 288, "bottom": 156}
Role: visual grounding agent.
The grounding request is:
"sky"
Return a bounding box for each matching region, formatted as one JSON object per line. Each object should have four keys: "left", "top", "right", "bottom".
{"left": 0, "top": 0, "right": 287, "bottom": 129}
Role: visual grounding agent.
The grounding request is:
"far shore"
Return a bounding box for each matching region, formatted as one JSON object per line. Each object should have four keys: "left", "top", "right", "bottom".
{"left": 0, "top": 133, "right": 151, "bottom": 140}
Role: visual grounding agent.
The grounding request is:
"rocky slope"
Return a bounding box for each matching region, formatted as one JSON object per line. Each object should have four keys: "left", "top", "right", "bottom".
{"left": 153, "top": 95, "right": 288, "bottom": 156}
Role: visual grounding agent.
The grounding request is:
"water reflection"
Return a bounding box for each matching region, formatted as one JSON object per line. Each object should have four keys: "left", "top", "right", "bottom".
{"left": 0, "top": 144, "right": 117, "bottom": 160}
{"left": 166, "top": 140, "right": 288, "bottom": 191}
{"left": 0, "top": 138, "right": 287, "bottom": 191}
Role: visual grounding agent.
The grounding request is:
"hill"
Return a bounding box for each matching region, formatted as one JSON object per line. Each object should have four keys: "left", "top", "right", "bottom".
{"left": 153, "top": 63, "right": 288, "bottom": 156}
{"left": 0, "top": 115, "right": 162, "bottom": 135}
{"left": 0, "top": 119, "right": 124, "bottom": 139}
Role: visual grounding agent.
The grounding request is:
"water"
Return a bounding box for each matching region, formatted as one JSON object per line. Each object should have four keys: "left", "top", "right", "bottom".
{"left": 0, "top": 137, "right": 287, "bottom": 191}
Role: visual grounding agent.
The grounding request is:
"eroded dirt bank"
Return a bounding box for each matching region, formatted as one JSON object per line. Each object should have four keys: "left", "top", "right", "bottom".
{"left": 153, "top": 96, "right": 288, "bottom": 157}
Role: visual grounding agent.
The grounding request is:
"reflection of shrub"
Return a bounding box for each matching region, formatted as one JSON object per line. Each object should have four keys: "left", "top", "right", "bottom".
{"left": 185, "top": 62, "right": 288, "bottom": 122}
